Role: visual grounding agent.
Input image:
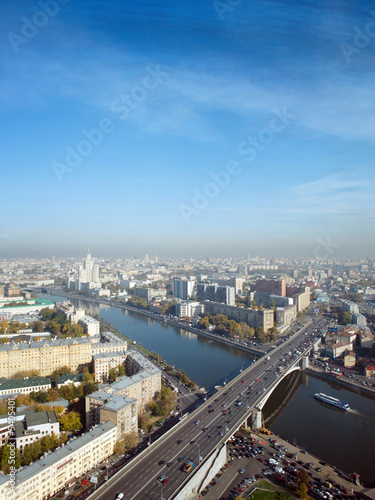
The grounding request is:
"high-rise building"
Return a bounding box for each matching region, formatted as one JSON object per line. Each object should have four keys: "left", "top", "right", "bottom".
{"left": 173, "top": 278, "right": 195, "bottom": 300}
{"left": 77, "top": 251, "right": 101, "bottom": 290}
{"left": 255, "top": 278, "right": 286, "bottom": 297}
{"left": 197, "top": 283, "right": 235, "bottom": 305}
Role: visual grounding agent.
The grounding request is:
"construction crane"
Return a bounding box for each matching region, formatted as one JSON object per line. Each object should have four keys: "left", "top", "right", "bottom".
{"left": 259, "top": 411, "right": 271, "bottom": 435}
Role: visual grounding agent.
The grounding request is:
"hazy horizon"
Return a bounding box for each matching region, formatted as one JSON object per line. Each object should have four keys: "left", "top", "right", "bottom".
{"left": 1, "top": 1, "right": 374, "bottom": 259}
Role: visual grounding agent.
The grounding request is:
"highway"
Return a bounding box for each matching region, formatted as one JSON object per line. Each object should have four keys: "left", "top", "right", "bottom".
{"left": 92, "top": 314, "right": 331, "bottom": 500}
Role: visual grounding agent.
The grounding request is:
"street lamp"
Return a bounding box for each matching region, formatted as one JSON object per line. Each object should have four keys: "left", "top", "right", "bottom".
{"left": 193, "top": 441, "right": 202, "bottom": 463}
{"left": 156, "top": 479, "right": 165, "bottom": 500}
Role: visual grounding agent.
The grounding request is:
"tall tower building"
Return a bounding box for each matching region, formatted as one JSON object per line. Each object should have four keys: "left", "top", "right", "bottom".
{"left": 77, "top": 251, "right": 100, "bottom": 290}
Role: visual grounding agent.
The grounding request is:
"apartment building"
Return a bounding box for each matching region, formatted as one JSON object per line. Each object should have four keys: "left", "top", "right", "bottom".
{"left": 0, "top": 421, "right": 117, "bottom": 500}
{"left": 93, "top": 351, "right": 128, "bottom": 383}
{"left": 0, "top": 332, "right": 127, "bottom": 379}
{"left": 341, "top": 299, "right": 359, "bottom": 314}
{"left": 85, "top": 390, "right": 137, "bottom": 436}
{"left": 204, "top": 301, "right": 274, "bottom": 330}
{"left": 197, "top": 284, "right": 235, "bottom": 305}
{"left": 78, "top": 315, "right": 100, "bottom": 336}
{"left": 134, "top": 287, "right": 167, "bottom": 301}
{"left": 276, "top": 304, "right": 297, "bottom": 326}
{"left": 86, "top": 350, "right": 161, "bottom": 432}
{"left": 176, "top": 300, "right": 204, "bottom": 318}
{"left": 255, "top": 278, "right": 286, "bottom": 297}
{"left": 173, "top": 278, "right": 195, "bottom": 300}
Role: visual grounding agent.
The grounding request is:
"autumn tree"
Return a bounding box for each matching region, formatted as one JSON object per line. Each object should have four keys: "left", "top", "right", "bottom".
{"left": 59, "top": 411, "right": 82, "bottom": 431}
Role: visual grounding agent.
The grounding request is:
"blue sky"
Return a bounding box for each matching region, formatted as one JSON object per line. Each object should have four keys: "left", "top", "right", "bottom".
{"left": 1, "top": 0, "right": 374, "bottom": 258}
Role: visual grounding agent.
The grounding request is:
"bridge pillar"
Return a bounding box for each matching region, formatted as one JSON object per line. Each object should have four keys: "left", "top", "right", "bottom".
{"left": 250, "top": 409, "right": 262, "bottom": 431}
{"left": 301, "top": 355, "right": 309, "bottom": 370}
{"left": 243, "top": 417, "right": 251, "bottom": 432}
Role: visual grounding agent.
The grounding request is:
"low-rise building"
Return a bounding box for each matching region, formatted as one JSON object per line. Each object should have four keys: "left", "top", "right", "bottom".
{"left": 176, "top": 300, "right": 204, "bottom": 318}
{"left": 0, "top": 377, "right": 51, "bottom": 397}
{"left": 55, "top": 373, "right": 85, "bottom": 389}
{"left": 13, "top": 410, "right": 60, "bottom": 451}
{"left": 325, "top": 341, "right": 352, "bottom": 359}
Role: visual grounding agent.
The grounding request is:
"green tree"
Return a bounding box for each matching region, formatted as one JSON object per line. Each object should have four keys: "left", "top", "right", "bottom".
{"left": 46, "top": 319, "right": 61, "bottom": 334}
{"left": 338, "top": 310, "right": 352, "bottom": 325}
{"left": 31, "top": 320, "right": 44, "bottom": 332}
{"left": 83, "top": 381, "right": 99, "bottom": 396}
{"left": 59, "top": 411, "right": 82, "bottom": 431}
{"left": 40, "top": 308, "right": 56, "bottom": 321}
{"left": 296, "top": 482, "right": 308, "bottom": 499}
{"left": 123, "top": 432, "right": 138, "bottom": 451}
{"left": 138, "top": 412, "right": 152, "bottom": 432}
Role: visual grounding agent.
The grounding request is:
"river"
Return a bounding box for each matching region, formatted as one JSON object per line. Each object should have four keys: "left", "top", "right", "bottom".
{"left": 38, "top": 293, "right": 375, "bottom": 486}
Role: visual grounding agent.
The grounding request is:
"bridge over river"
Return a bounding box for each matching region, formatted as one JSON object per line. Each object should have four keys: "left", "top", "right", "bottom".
{"left": 90, "top": 316, "right": 327, "bottom": 500}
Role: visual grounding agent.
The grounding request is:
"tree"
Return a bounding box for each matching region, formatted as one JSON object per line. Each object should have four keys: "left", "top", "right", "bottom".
{"left": 59, "top": 411, "right": 82, "bottom": 431}
{"left": 297, "top": 468, "right": 310, "bottom": 485}
{"left": 338, "top": 310, "right": 352, "bottom": 325}
{"left": 46, "top": 319, "right": 61, "bottom": 334}
{"left": 40, "top": 308, "right": 56, "bottom": 321}
{"left": 123, "top": 432, "right": 138, "bottom": 451}
{"left": 83, "top": 381, "right": 99, "bottom": 396}
{"left": 30, "top": 390, "right": 48, "bottom": 403}
{"left": 0, "top": 320, "right": 8, "bottom": 334}
{"left": 296, "top": 482, "right": 308, "bottom": 499}
{"left": 31, "top": 320, "right": 44, "bottom": 332}
{"left": 53, "top": 405, "right": 65, "bottom": 415}
{"left": 16, "top": 393, "right": 31, "bottom": 406}
{"left": 47, "top": 389, "right": 60, "bottom": 402}
{"left": 138, "top": 412, "right": 152, "bottom": 432}
{"left": 0, "top": 444, "right": 22, "bottom": 473}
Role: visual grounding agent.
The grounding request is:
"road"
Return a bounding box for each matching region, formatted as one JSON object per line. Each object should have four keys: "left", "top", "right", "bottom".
{"left": 90, "top": 315, "right": 331, "bottom": 500}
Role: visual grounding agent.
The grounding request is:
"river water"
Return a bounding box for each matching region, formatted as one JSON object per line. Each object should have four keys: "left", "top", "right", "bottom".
{"left": 39, "top": 293, "right": 375, "bottom": 486}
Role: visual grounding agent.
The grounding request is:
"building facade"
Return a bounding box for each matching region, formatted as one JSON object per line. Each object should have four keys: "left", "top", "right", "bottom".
{"left": 204, "top": 301, "right": 274, "bottom": 330}
{"left": 173, "top": 278, "right": 195, "bottom": 300}
{"left": 0, "top": 421, "right": 117, "bottom": 500}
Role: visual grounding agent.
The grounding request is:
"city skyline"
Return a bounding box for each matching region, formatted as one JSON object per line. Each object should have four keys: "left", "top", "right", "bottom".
{"left": 1, "top": 0, "right": 374, "bottom": 258}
